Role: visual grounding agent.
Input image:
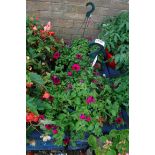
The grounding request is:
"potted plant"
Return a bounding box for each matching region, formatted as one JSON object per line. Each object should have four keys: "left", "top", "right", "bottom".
{"left": 26, "top": 17, "right": 129, "bottom": 151}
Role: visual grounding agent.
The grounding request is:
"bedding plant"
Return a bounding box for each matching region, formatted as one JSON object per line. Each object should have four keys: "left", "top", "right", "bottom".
{"left": 26, "top": 17, "right": 129, "bottom": 147}
{"left": 88, "top": 129, "right": 129, "bottom": 155}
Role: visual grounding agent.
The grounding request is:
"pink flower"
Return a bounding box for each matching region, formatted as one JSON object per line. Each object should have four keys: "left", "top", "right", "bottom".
{"left": 115, "top": 117, "right": 123, "bottom": 124}
{"left": 86, "top": 96, "right": 96, "bottom": 104}
{"left": 72, "top": 64, "right": 80, "bottom": 72}
{"left": 36, "top": 17, "right": 39, "bottom": 20}
{"left": 67, "top": 71, "right": 72, "bottom": 76}
{"left": 44, "top": 21, "right": 52, "bottom": 31}
{"left": 45, "top": 124, "right": 53, "bottom": 130}
{"left": 67, "top": 83, "right": 73, "bottom": 89}
{"left": 85, "top": 116, "right": 91, "bottom": 122}
{"left": 42, "top": 91, "right": 50, "bottom": 99}
{"left": 76, "top": 54, "right": 82, "bottom": 59}
{"left": 51, "top": 76, "right": 61, "bottom": 85}
{"left": 80, "top": 114, "right": 86, "bottom": 120}
{"left": 32, "top": 26, "right": 37, "bottom": 31}
{"left": 53, "top": 52, "right": 60, "bottom": 59}
{"left": 52, "top": 129, "right": 58, "bottom": 134}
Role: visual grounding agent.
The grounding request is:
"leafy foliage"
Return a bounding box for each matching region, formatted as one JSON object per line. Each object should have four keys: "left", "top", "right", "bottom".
{"left": 26, "top": 16, "right": 129, "bottom": 148}
{"left": 88, "top": 129, "right": 129, "bottom": 155}
{"left": 98, "top": 11, "right": 129, "bottom": 72}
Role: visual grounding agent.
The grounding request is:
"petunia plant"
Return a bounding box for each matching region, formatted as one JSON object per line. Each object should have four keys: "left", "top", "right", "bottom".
{"left": 26, "top": 17, "right": 129, "bottom": 147}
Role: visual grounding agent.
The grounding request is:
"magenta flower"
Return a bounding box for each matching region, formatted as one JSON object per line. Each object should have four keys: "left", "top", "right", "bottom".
{"left": 51, "top": 75, "right": 61, "bottom": 85}
{"left": 39, "top": 115, "right": 45, "bottom": 120}
{"left": 85, "top": 116, "right": 91, "bottom": 122}
{"left": 52, "top": 129, "right": 58, "bottom": 134}
{"left": 92, "top": 79, "right": 98, "bottom": 84}
{"left": 45, "top": 124, "right": 53, "bottom": 130}
{"left": 72, "top": 64, "right": 80, "bottom": 72}
{"left": 53, "top": 52, "right": 60, "bottom": 59}
{"left": 79, "top": 79, "right": 84, "bottom": 83}
{"left": 76, "top": 54, "right": 82, "bottom": 59}
{"left": 80, "top": 114, "right": 86, "bottom": 120}
{"left": 67, "top": 71, "right": 72, "bottom": 76}
{"left": 86, "top": 96, "right": 96, "bottom": 104}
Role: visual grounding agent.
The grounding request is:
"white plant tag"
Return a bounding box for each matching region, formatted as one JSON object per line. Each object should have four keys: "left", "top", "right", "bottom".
{"left": 92, "top": 55, "right": 98, "bottom": 67}
{"left": 95, "top": 39, "right": 105, "bottom": 47}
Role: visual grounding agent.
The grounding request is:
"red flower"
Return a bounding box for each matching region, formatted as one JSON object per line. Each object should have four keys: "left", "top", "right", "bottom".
{"left": 26, "top": 82, "right": 33, "bottom": 88}
{"left": 53, "top": 52, "right": 60, "bottom": 60}
{"left": 51, "top": 76, "right": 61, "bottom": 85}
{"left": 67, "top": 71, "right": 72, "bottom": 76}
{"left": 63, "top": 137, "right": 70, "bottom": 145}
{"left": 26, "top": 113, "right": 39, "bottom": 123}
{"left": 105, "top": 48, "right": 116, "bottom": 69}
{"left": 48, "top": 31, "right": 55, "bottom": 36}
{"left": 72, "top": 64, "right": 80, "bottom": 72}
{"left": 76, "top": 54, "right": 82, "bottom": 59}
{"left": 48, "top": 95, "right": 54, "bottom": 102}
{"left": 52, "top": 129, "right": 58, "bottom": 134}
{"left": 115, "top": 117, "right": 123, "bottom": 124}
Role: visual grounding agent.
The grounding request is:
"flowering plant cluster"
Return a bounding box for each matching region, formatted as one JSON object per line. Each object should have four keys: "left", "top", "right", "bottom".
{"left": 26, "top": 17, "right": 129, "bottom": 147}
{"left": 88, "top": 129, "right": 129, "bottom": 155}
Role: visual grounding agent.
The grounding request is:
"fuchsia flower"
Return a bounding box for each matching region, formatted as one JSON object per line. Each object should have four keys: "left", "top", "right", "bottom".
{"left": 39, "top": 115, "right": 45, "bottom": 120}
{"left": 76, "top": 54, "right": 82, "bottom": 59}
{"left": 51, "top": 76, "right": 61, "bottom": 85}
{"left": 53, "top": 52, "right": 60, "bottom": 59}
{"left": 92, "top": 79, "right": 98, "bottom": 84}
{"left": 67, "top": 71, "right": 72, "bottom": 76}
{"left": 115, "top": 117, "right": 123, "bottom": 124}
{"left": 79, "top": 79, "right": 84, "bottom": 83}
{"left": 45, "top": 124, "right": 53, "bottom": 130}
{"left": 85, "top": 116, "right": 91, "bottom": 122}
{"left": 72, "top": 64, "right": 80, "bottom": 72}
{"left": 86, "top": 96, "right": 96, "bottom": 104}
{"left": 52, "top": 129, "right": 58, "bottom": 134}
{"left": 80, "top": 114, "right": 86, "bottom": 120}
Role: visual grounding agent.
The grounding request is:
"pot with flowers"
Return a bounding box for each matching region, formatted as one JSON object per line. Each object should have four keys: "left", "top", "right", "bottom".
{"left": 26, "top": 17, "right": 129, "bottom": 152}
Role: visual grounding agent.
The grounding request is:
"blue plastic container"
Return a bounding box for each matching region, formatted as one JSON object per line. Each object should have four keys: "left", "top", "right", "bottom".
{"left": 102, "top": 108, "right": 129, "bottom": 134}
{"left": 26, "top": 131, "right": 89, "bottom": 151}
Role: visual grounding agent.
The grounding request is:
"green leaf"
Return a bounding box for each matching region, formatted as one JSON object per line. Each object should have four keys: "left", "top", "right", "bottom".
{"left": 45, "top": 46, "right": 51, "bottom": 52}
{"left": 29, "top": 72, "right": 44, "bottom": 85}
{"left": 106, "top": 150, "right": 116, "bottom": 155}
{"left": 88, "top": 135, "right": 97, "bottom": 149}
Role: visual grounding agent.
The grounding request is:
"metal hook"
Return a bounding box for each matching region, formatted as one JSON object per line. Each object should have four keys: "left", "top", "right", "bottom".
{"left": 86, "top": 2, "right": 95, "bottom": 18}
